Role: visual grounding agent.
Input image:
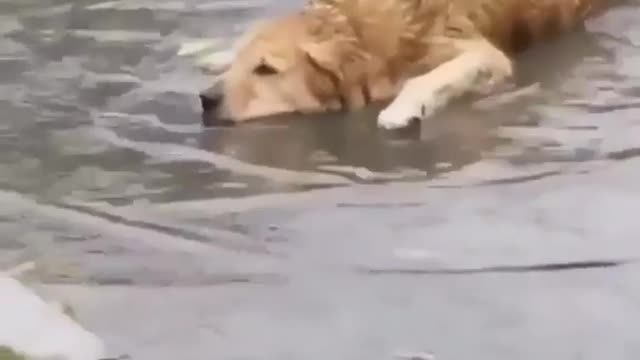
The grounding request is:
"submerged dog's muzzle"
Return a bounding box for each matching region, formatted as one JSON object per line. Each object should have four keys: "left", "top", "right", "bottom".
{"left": 199, "top": 86, "right": 223, "bottom": 113}
{"left": 199, "top": 81, "right": 234, "bottom": 127}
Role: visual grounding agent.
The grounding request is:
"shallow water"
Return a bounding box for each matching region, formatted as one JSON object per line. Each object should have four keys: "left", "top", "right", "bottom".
{"left": 2, "top": 0, "right": 640, "bottom": 359}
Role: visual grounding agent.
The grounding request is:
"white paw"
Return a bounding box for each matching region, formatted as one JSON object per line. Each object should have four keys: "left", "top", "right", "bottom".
{"left": 377, "top": 98, "right": 435, "bottom": 129}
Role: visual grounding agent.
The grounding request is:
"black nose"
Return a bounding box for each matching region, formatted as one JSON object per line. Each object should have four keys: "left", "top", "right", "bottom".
{"left": 200, "top": 93, "right": 222, "bottom": 112}
{"left": 199, "top": 84, "right": 223, "bottom": 113}
{"left": 199, "top": 82, "right": 234, "bottom": 127}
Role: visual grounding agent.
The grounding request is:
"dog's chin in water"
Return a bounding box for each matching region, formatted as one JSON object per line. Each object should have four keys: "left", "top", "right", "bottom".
{"left": 200, "top": 110, "right": 276, "bottom": 127}
{"left": 199, "top": 98, "right": 294, "bottom": 127}
{"left": 200, "top": 97, "right": 306, "bottom": 128}
{"left": 200, "top": 104, "right": 235, "bottom": 128}
{"left": 198, "top": 83, "right": 298, "bottom": 127}
{"left": 199, "top": 94, "right": 422, "bottom": 140}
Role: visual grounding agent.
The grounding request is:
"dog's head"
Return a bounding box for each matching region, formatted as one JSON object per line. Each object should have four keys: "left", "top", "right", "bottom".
{"left": 200, "top": 13, "right": 379, "bottom": 124}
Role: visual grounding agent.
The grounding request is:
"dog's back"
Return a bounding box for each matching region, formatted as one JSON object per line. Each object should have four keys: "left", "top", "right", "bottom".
{"left": 466, "top": 0, "right": 614, "bottom": 53}
{"left": 308, "top": 0, "right": 615, "bottom": 54}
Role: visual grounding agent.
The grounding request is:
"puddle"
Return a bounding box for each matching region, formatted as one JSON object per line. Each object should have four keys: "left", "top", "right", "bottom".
{"left": 2, "top": 0, "right": 640, "bottom": 359}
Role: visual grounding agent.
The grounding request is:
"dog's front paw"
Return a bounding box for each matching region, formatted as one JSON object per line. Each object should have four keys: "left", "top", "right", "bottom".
{"left": 377, "top": 98, "right": 434, "bottom": 130}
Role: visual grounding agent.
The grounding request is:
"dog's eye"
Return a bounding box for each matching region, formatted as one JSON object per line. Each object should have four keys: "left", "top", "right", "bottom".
{"left": 253, "top": 63, "right": 279, "bottom": 76}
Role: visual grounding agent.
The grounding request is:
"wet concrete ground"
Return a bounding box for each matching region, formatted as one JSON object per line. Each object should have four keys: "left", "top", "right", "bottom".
{"left": 2, "top": 0, "right": 640, "bottom": 359}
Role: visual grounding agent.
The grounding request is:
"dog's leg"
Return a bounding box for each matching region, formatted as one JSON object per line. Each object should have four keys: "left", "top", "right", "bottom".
{"left": 377, "top": 38, "right": 514, "bottom": 129}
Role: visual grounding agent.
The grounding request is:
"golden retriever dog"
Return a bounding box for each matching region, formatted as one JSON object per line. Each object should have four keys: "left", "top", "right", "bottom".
{"left": 199, "top": 0, "right": 613, "bottom": 129}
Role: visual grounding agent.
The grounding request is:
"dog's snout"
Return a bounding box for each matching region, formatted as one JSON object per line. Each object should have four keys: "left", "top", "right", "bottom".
{"left": 200, "top": 92, "right": 223, "bottom": 114}
{"left": 199, "top": 82, "right": 235, "bottom": 127}
{"left": 199, "top": 84, "right": 224, "bottom": 113}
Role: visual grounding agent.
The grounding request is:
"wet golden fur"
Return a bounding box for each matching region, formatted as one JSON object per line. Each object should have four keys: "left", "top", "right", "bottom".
{"left": 202, "top": 0, "right": 613, "bottom": 128}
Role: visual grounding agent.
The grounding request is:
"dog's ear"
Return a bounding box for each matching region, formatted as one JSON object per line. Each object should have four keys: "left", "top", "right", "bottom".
{"left": 300, "top": 41, "right": 344, "bottom": 81}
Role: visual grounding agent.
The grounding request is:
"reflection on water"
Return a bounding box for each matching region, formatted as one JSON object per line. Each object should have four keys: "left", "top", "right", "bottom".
{"left": 2, "top": 1, "right": 640, "bottom": 358}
